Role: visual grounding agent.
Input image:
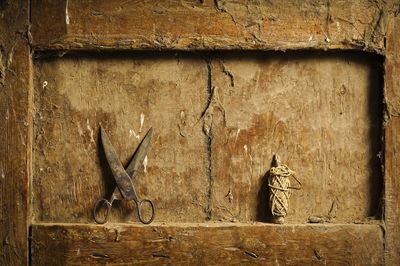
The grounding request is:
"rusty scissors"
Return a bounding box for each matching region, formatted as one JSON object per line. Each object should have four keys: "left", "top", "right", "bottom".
{"left": 93, "top": 127, "right": 155, "bottom": 224}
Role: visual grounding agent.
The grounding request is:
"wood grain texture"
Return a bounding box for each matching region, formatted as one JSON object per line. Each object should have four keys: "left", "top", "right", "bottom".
{"left": 209, "top": 52, "right": 383, "bottom": 223}
{"left": 26, "top": 2, "right": 400, "bottom": 265}
{"left": 30, "top": 0, "right": 399, "bottom": 52}
{"left": 0, "top": 1, "right": 31, "bottom": 265}
{"left": 33, "top": 52, "right": 209, "bottom": 223}
{"left": 384, "top": 17, "right": 400, "bottom": 266}
{"left": 31, "top": 223, "right": 384, "bottom": 265}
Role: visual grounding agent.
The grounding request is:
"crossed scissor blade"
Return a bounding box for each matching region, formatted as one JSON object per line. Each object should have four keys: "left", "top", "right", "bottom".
{"left": 101, "top": 127, "right": 137, "bottom": 200}
{"left": 100, "top": 127, "right": 153, "bottom": 201}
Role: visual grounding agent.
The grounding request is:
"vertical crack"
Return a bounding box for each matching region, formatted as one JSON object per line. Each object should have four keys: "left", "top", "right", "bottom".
{"left": 203, "top": 54, "right": 213, "bottom": 220}
{"left": 28, "top": 226, "right": 32, "bottom": 266}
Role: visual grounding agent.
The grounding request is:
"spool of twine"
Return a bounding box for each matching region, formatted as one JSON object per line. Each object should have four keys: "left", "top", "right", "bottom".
{"left": 268, "top": 155, "right": 301, "bottom": 224}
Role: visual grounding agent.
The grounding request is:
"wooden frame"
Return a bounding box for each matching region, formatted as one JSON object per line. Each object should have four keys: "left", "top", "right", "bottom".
{"left": 1, "top": 1, "right": 399, "bottom": 265}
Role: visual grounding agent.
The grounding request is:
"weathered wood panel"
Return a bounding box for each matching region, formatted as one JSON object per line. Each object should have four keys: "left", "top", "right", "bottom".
{"left": 210, "top": 52, "right": 383, "bottom": 223}
{"left": 31, "top": 223, "right": 384, "bottom": 265}
{"left": 31, "top": 0, "right": 399, "bottom": 52}
{"left": 33, "top": 53, "right": 209, "bottom": 223}
{"left": 384, "top": 17, "right": 400, "bottom": 266}
{"left": 26, "top": 2, "right": 399, "bottom": 265}
{"left": 0, "top": 1, "right": 30, "bottom": 265}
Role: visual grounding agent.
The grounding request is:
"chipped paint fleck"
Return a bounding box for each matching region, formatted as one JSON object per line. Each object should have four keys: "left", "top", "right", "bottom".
{"left": 143, "top": 155, "right": 148, "bottom": 173}
{"left": 86, "top": 119, "right": 94, "bottom": 143}
{"left": 336, "top": 21, "right": 341, "bottom": 32}
{"left": 235, "top": 128, "right": 240, "bottom": 141}
{"left": 42, "top": 81, "right": 48, "bottom": 89}
{"left": 65, "top": 0, "right": 70, "bottom": 25}
{"left": 77, "top": 123, "right": 83, "bottom": 137}
{"left": 129, "top": 129, "right": 140, "bottom": 139}
{"left": 140, "top": 113, "right": 145, "bottom": 132}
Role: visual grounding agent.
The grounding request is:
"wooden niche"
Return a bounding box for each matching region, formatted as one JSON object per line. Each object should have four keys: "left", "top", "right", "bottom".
{"left": 32, "top": 51, "right": 383, "bottom": 224}
{"left": 31, "top": 50, "right": 385, "bottom": 265}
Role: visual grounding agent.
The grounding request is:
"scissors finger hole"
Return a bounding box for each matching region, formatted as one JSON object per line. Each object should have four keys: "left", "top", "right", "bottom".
{"left": 137, "top": 200, "right": 155, "bottom": 224}
{"left": 93, "top": 199, "right": 111, "bottom": 224}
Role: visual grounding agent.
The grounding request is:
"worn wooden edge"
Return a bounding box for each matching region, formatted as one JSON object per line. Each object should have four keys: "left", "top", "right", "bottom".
{"left": 32, "top": 35, "right": 379, "bottom": 53}
{"left": 30, "top": 0, "right": 400, "bottom": 53}
{"left": 384, "top": 16, "right": 400, "bottom": 266}
{"left": 0, "top": 1, "right": 31, "bottom": 265}
{"left": 31, "top": 223, "right": 384, "bottom": 265}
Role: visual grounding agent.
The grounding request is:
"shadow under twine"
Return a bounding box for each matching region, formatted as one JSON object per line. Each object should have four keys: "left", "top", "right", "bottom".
{"left": 256, "top": 170, "right": 274, "bottom": 223}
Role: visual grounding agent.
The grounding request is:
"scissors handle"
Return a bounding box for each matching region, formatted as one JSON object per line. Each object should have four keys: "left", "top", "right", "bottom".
{"left": 93, "top": 198, "right": 112, "bottom": 224}
{"left": 136, "top": 199, "right": 155, "bottom": 224}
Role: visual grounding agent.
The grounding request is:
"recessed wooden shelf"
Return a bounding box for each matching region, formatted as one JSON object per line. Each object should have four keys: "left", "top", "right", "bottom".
{"left": 33, "top": 51, "right": 383, "bottom": 224}
{"left": 31, "top": 223, "right": 384, "bottom": 265}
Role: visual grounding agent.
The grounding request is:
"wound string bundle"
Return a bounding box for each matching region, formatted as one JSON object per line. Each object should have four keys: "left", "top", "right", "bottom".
{"left": 268, "top": 155, "right": 301, "bottom": 224}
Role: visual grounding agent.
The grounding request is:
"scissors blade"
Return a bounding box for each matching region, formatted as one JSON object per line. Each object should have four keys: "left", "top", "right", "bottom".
{"left": 125, "top": 127, "right": 153, "bottom": 178}
{"left": 101, "top": 127, "right": 137, "bottom": 200}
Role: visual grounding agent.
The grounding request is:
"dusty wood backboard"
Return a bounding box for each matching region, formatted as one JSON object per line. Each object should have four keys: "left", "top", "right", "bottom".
{"left": 33, "top": 51, "right": 383, "bottom": 225}
{"left": 0, "top": 0, "right": 399, "bottom": 265}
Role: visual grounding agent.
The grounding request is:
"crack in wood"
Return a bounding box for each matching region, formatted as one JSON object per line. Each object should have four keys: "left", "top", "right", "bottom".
{"left": 205, "top": 57, "right": 213, "bottom": 220}
{"left": 90, "top": 252, "right": 111, "bottom": 259}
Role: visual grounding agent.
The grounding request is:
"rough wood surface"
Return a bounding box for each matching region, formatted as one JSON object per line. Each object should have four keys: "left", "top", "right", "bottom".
{"left": 31, "top": 223, "right": 384, "bottom": 265}
{"left": 33, "top": 52, "right": 209, "bottom": 223}
{"left": 0, "top": 1, "right": 30, "bottom": 265}
{"left": 23, "top": 2, "right": 400, "bottom": 265}
{"left": 31, "top": 0, "right": 399, "bottom": 52}
{"left": 33, "top": 51, "right": 384, "bottom": 225}
{"left": 209, "top": 52, "right": 383, "bottom": 223}
{"left": 384, "top": 17, "right": 400, "bottom": 266}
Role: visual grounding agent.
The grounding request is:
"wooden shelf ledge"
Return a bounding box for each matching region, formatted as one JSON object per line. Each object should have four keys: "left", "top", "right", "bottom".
{"left": 31, "top": 223, "right": 384, "bottom": 265}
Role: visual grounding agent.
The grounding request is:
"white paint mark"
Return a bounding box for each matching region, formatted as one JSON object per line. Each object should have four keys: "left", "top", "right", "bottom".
{"left": 129, "top": 129, "right": 140, "bottom": 139}
{"left": 235, "top": 129, "right": 241, "bottom": 141}
{"left": 1, "top": 169, "right": 5, "bottom": 180}
{"left": 244, "top": 144, "right": 253, "bottom": 161}
{"left": 308, "top": 35, "right": 313, "bottom": 42}
{"left": 65, "top": 0, "right": 70, "bottom": 25}
{"left": 42, "top": 81, "right": 48, "bottom": 89}
{"left": 143, "top": 155, "right": 148, "bottom": 173}
{"left": 77, "top": 123, "right": 84, "bottom": 137}
{"left": 336, "top": 21, "right": 341, "bottom": 32}
{"left": 76, "top": 249, "right": 80, "bottom": 256}
{"left": 140, "top": 113, "right": 145, "bottom": 132}
{"left": 325, "top": 37, "right": 331, "bottom": 43}
{"left": 86, "top": 119, "right": 94, "bottom": 143}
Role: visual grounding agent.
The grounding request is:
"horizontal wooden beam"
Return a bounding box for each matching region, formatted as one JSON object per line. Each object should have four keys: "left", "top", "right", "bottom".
{"left": 30, "top": 0, "right": 397, "bottom": 52}
{"left": 31, "top": 223, "right": 384, "bottom": 265}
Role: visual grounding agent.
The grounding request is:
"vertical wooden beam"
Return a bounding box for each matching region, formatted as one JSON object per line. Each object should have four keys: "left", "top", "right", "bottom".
{"left": 0, "top": 0, "right": 30, "bottom": 265}
{"left": 384, "top": 17, "right": 400, "bottom": 265}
